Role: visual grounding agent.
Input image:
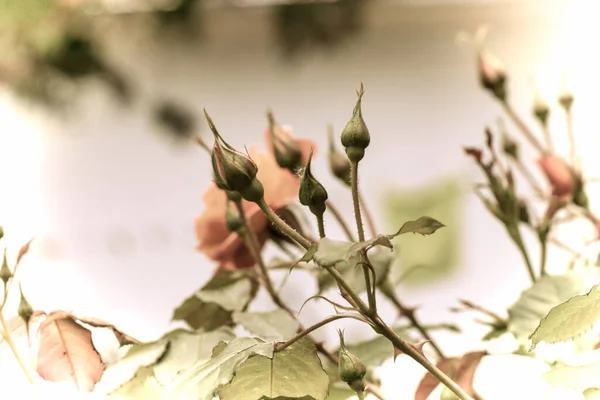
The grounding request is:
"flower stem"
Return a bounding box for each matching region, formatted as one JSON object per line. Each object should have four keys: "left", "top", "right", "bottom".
{"left": 350, "top": 161, "right": 365, "bottom": 242}
{"left": 507, "top": 224, "right": 536, "bottom": 283}
{"left": 316, "top": 213, "right": 326, "bottom": 239}
{"left": 274, "top": 314, "right": 364, "bottom": 352}
{"left": 539, "top": 235, "right": 548, "bottom": 277}
{"left": 358, "top": 191, "right": 377, "bottom": 239}
{"left": 501, "top": 101, "right": 545, "bottom": 154}
{"left": 257, "top": 199, "right": 312, "bottom": 249}
{"left": 373, "top": 318, "right": 473, "bottom": 400}
{"left": 383, "top": 290, "right": 445, "bottom": 359}
{"left": 0, "top": 313, "right": 34, "bottom": 384}
{"left": 326, "top": 200, "right": 356, "bottom": 241}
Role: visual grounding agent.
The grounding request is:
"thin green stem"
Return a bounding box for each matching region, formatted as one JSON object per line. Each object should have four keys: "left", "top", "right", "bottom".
{"left": 373, "top": 318, "right": 473, "bottom": 400}
{"left": 539, "top": 236, "right": 548, "bottom": 277}
{"left": 257, "top": 199, "right": 312, "bottom": 249}
{"left": 541, "top": 125, "right": 555, "bottom": 154}
{"left": 383, "top": 290, "right": 445, "bottom": 359}
{"left": 0, "top": 313, "right": 34, "bottom": 384}
{"left": 565, "top": 108, "right": 576, "bottom": 167}
{"left": 350, "top": 161, "right": 365, "bottom": 242}
{"left": 358, "top": 191, "right": 377, "bottom": 238}
{"left": 274, "top": 314, "right": 364, "bottom": 352}
{"left": 326, "top": 200, "right": 356, "bottom": 241}
{"left": 316, "top": 213, "right": 326, "bottom": 239}
{"left": 357, "top": 391, "right": 366, "bottom": 400}
{"left": 507, "top": 224, "right": 536, "bottom": 283}
{"left": 501, "top": 101, "right": 545, "bottom": 154}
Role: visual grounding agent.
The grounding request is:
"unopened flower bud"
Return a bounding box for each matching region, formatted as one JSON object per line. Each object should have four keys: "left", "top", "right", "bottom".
{"left": 341, "top": 84, "right": 370, "bottom": 162}
{"left": 299, "top": 149, "right": 328, "bottom": 217}
{"left": 0, "top": 249, "right": 12, "bottom": 284}
{"left": 0, "top": 226, "right": 4, "bottom": 240}
{"left": 572, "top": 174, "right": 589, "bottom": 209}
{"left": 225, "top": 200, "right": 243, "bottom": 233}
{"left": 328, "top": 126, "right": 351, "bottom": 186}
{"left": 518, "top": 201, "right": 530, "bottom": 224}
{"left": 533, "top": 94, "right": 550, "bottom": 128}
{"left": 478, "top": 51, "right": 507, "bottom": 101}
{"left": 537, "top": 155, "right": 574, "bottom": 197}
{"left": 501, "top": 133, "right": 519, "bottom": 159}
{"left": 206, "top": 110, "right": 259, "bottom": 193}
{"left": 337, "top": 330, "right": 367, "bottom": 393}
{"left": 267, "top": 110, "right": 302, "bottom": 172}
{"left": 559, "top": 92, "right": 574, "bottom": 111}
{"left": 18, "top": 284, "right": 33, "bottom": 324}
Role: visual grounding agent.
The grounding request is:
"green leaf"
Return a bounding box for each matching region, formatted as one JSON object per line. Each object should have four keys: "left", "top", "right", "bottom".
{"left": 530, "top": 284, "right": 600, "bottom": 349}
{"left": 312, "top": 236, "right": 393, "bottom": 268}
{"left": 392, "top": 216, "right": 446, "bottom": 237}
{"left": 217, "top": 337, "right": 329, "bottom": 400}
{"left": 544, "top": 360, "right": 600, "bottom": 390}
{"left": 163, "top": 337, "right": 274, "bottom": 400}
{"left": 383, "top": 179, "right": 462, "bottom": 287}
{"left": 585, "top": 388, "right": 600, "bottom": 399}
{"left": 508, "top": 268, "right": 600, "bottom": 343}
{"left": 333, "top": 327, "right": 417, "bottom": 368}
{"left": 97, "top": 327, "right": 234, "bottom": 395}
{"left": 109, "top": 366, "right": 163, "bottom": 399}
{"left": 316, "top": 249, "right": 393, "bottom": 294}
{"left": 233, "top": 310, "right": 300, "bottom": 341}
{"left": 172, "top": 269, "right": 258, "bottom": 331}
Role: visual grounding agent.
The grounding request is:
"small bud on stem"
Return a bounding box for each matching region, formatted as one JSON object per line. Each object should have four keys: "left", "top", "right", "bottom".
{"left": 341, "top": 83, "right": 370, "bottom": 163}
{"left": 0, "top": 249, "right": 12, "bottom": 285}
{"left": 267, "top": 110, "right": 302, "bottom": 172}
{"left": 299, "top": 149, "right": 329, "bottom": 218}
{"left": 337, "top": 329, "right": 367, "bottom": 394}
{"left": 328, "top": 125, "right": 351, "bottom": 186}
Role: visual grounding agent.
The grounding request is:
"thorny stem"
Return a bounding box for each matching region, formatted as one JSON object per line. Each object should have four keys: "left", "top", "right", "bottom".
{"left": 260, "top": 195, "right": 471, "bottom": 399}
{"left": 500, "top": 101, "right": 545, "bottom": 154}
{"left": 316, "top": 213, "right": 326, "bottom": 239}
{"left": 326, "top": 200, "right": 356, "bottom": 241}
{"left": 238, "top": 202, "right": 386, "bottom": 400}
{"left": 384, "top": 290, "right": 445, "bottom": 359}
{"left": 350, "top": 162, "right": 366, "bottom": 242}
{"left": 457, "top": 299, "right": 506, "bottom": 325}
{"left": 374, "top": 318, "right": 473, "bottom": 400}
{"left": 350, "top": 161, "right": 376, "bottom": 314}
{"left": 274, "top": 314, "right": 364, "bottom": 352}
{"left": 358, "top": 191, "right": 378, "bottom": 239}
{"left": 257, "top": 199, "right": 312, "bottom": 249}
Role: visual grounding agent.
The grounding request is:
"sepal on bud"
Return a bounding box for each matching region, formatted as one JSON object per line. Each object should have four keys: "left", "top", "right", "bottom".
{"left": 341, "top": 83, "right": 370, "bottom": 162}
{"left": 328, "top": 126, "right": 351, "bottom": 186}
{"left": 337, "top": 329, "right": 367, "bottom": 393}
{"left": 0, "top": 249, "right": 12, "bottom": 285}
{"left": 299, "top": 149, "right": 328, "bottom": 217}
{"left": 205, "top": 110, "right": 259, "bottom": 193}
{"left": 478, "top": 50, "right": 507, "bottom": 101}
{"left": 18, "top": 284, "right": 33, "bottom": 324}
{"left": 267, "top": 110, "right": 302, "bottom": 172}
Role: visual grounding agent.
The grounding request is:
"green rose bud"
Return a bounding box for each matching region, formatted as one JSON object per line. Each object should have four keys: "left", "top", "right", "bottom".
{"left": 533, "top": 94, "right": 550, "bottom": 128}
{"left": 478, "top": 50, "right": 507, "bottom": 101}
{"left": 267, "top": 110, "right": 302, "bottom": 172}
{"left": 501, "top": 133, "right": 519, "bottom": 160}
{"left": 341, "top": 83, "right": 370, "bottom": 162}
{"left": 205, "top": 110, "right": 259, "bottom": 193}
{"left": 0, "top": 249, "right": 12, "bottom": 285}
{"left": 328, "top": 125, "right": 351, "bottom": 186}
{"left": 18, "top": 284, "right": 33, "bottom": 324}
{"left": 337, "top": 330, "right": 367, "bottom": 393}
{"left": 299, "top": 149, "right": 328, "bottom": 217}
{"left": 0, "top": 226, "right": 4, "bottom": 240}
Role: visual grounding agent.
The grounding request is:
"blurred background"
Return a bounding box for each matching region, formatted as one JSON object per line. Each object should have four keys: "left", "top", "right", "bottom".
{"left": 2, "top": 0, "right": 600, "bottom": 397}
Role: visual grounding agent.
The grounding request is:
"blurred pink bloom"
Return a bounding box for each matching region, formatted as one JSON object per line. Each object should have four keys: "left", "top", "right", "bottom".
{"left": 538, "top": 155, "right": 574, "bottom": 197}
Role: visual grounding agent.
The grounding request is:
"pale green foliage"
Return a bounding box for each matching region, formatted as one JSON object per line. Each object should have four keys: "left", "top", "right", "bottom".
{"left": 531, "top": 284, "right": 600, "bottom": 349}
{"left": 233, "top": 310, "right": 300, "bottom": 341}
{"left": 96, "top": 327, "right": 235, "bottom": 397}
{"left": 507, "top": 268, "right": 600, "bottom": 342}
{"left": 393, "top": 216, "right": 446, "bottom": 236}
{"left": 544, "top": 360, "right": 600, "bottom": 391}
{"left": 163, "top": 337, "right": 274, "bottom": 400}
{"left": 217, "top": 338, "right": 329, "bottom": 400}
{"left": 172, "top": 269, "right": 258, "bottom": 331}
{"left": 383, "top": 179, "right": 462, "bottom": 286}
{"left": 585, "top": 388, "right": 600, "bottom": 399}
